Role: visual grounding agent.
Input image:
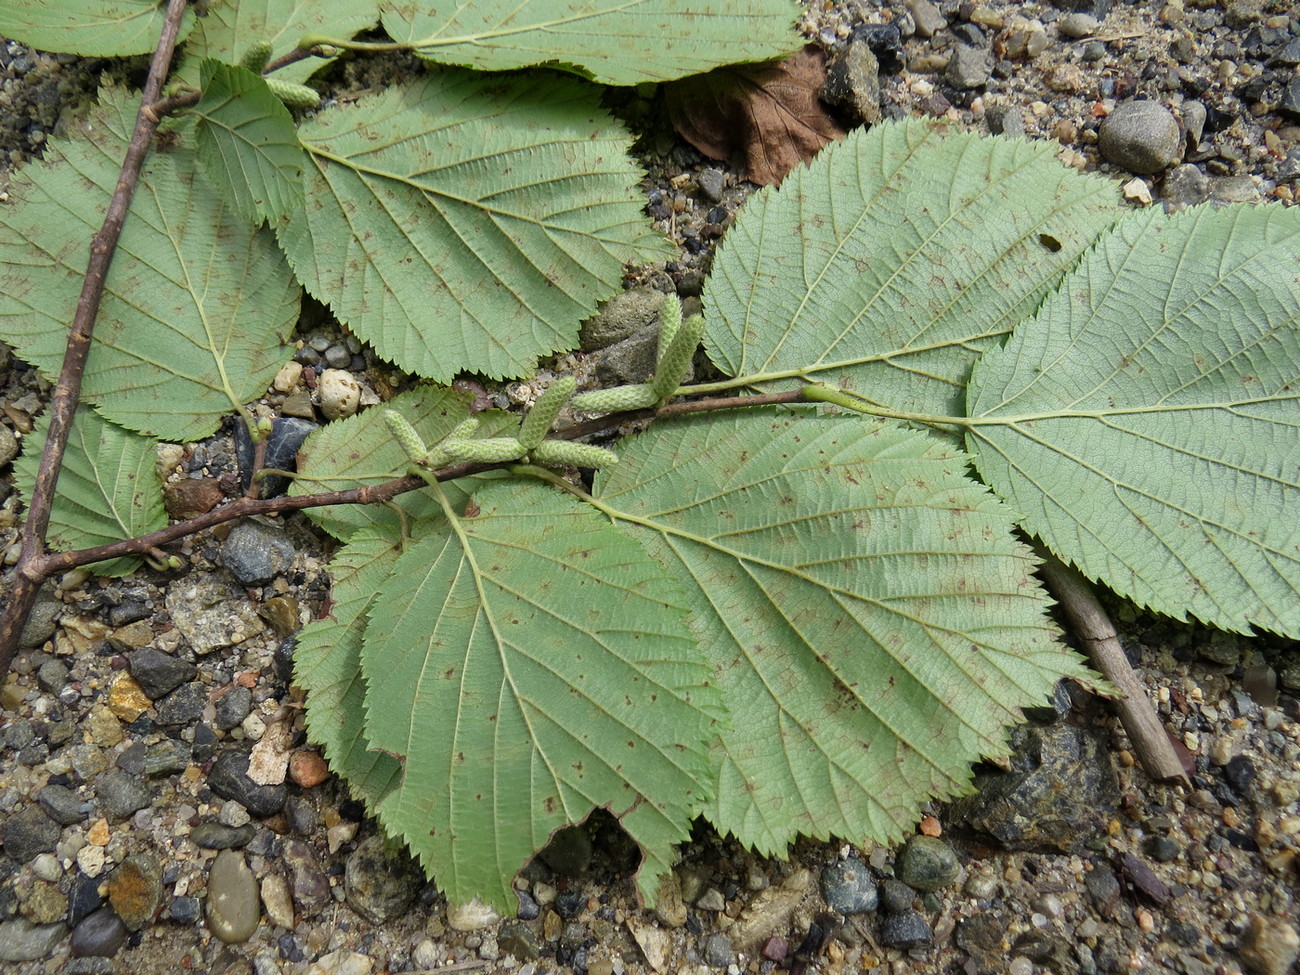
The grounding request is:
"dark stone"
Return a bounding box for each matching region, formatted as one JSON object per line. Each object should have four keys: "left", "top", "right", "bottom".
{"left": 894, "top": 836, "right": 960, "bottom": 891}
{"left": 143, "top": 739, "right": 192, "bottom": 777}
{"left": 37, "top": 784, "right": 90, "bottom": 826}
{"left": 36, "top": 657, "right": 69, "bottom": 693}
{"left": 1148, "top": 835, "right": 1180, "bottom": 862}
{"left": 114, "top": 742, "right": 147, "bottom": 776}
{"left": 236, "top": 417, "right": 318, "bottom": 496}
{"left": 879, "top": 878, "right": 915, "bottom": 914}
{"left": 1022, "top": 679, "right": 1073, "bottom": 724}
{"left": 955, "top": 912, "right": 1004, "bottom": 960}
{"left": 555, "top": 891, "right": 585, "bottom": 919}
{"left": 220, "top": 522, "right": 296, "bottom": 586}
{"left": 879, "top": 909, "right": 933, "bottom": 949}
{"left": 947, "top": 723, "right": 1120, "bottom": 853}
{"left": 3, "top": 806, "right": 62, "bottom": 862}
{"left": 1116, "top": 853, "right": 1170, "bottom": 907}
{"left": 69, "top": 908, "right": 128, "bottom": 958}
{"left": 820, "top": 859, "right": 878, "bottom": 915}
{"left": 207, "top": 750, "right": 288, "bottom": 817}
{"left": 68, "top": 873, "right": 105, "bottom": 926}
{"left": 499, "top": 920, "right": 541, "bottom": 960}
{"left": 1099, "top": 101, "right": 1182, "bottom": 173}
{"left": 192, "top": 724, "right": 219, "bottom": 762}
{"left": 190, "top": 823, "right": 256, "bottom": 850}
{"left": 515, "top": 889, "right": 541, "bottom": 921}
{"left": 154, "top": 682, "right": 208, "bottom": 726}
{"left": 214, "top": 687, "right": 252, "bottom": 732}
{"left": 701, "top": 933, "right": 734, "bottom": 968}
{"left": 822, "top": 41, "right": 882, "bottom": 125}
{"left": 1222, "top": 755, "right": 1255, "bottom": 794}
{"left": 1013, "top": 931, "right": 1075, "bottom": 974}
{"left": 850, "top": 23, "right": 904, "bottom": 74}
{"left": 95, "top": 771, "right": 151, "bottom": 821}
{"left": 286, "top": 797, "right": 318, "bottom": 835}
{"left": 1049, "top": 0, "right": 1113, "bottom": 17}
{"left": 1084, "top": 861, "right": 1122, "bottom": 917}
{"left": 538, "top": 824, "right": 592, "bottom": 877}
{"left": 282, "top": 839, "right": 330, "bottom": 916}
{"left": 168, "top": 896, "right": 201, "bottom": 924}
{"left": 344, "top": 835, "right": 420, "bottom": 924}
{"left": 127, "top": 648, "right": 196, "bottom": 700}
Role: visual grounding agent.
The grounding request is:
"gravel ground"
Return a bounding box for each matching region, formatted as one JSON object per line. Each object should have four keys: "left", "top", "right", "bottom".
{"left": 2, "top": 2, "right": 1300, "bottom": 975}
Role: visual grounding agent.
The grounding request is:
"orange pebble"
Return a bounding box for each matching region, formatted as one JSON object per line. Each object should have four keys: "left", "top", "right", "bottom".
{"left": 288, "top": 749, "right": 330, "bottom": 788}
{"left": 920, "top": 815, "right": 942, "bottom": 837}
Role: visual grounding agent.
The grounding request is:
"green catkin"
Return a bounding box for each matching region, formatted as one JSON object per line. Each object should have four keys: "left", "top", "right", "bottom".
{"left": 238, "top": 40, "right": 273, "bottom": 73}
{"left": 441, "top": 437, "right": 527, "bottom": 463}
{"left": 266, "top": 77, "right": 321, "bottom": 109}
{"left": 531, "top": 440, "right": 618, "bottom": 469}
{"left": 447, "top": 416, "right": 480, "bottom": 441}
{"left": 384, "top": 410, "right": 428, "bottom": 462}
{"left": 571, "top": 383, "right": 661, "bottom": 414}
{"left": 651, "top": 312, "right": 705, "bottom": 399}
{"left": 517, "top": 377, "right": 576, "bottom": 450}
{"left": 655, "top": 294, "right": 683, "bottom": 366}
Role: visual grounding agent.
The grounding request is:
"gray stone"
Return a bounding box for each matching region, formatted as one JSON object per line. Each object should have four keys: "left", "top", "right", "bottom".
{"left": 208, "top": 750, "right": 288, "bottom": 818}
{"left": 344, "top": 835, "right": 420, "bottom": 924}
{"left": 1058, "top": 12, "right": 1099, "bottom": 38}
{"left": 0, "top": 424, "right": 17, "bottom": 467}
{"left": 701, "top": 933, "right": 734, "bottom": 968}
{"left": 191, "top": 823, "right": 256, "bottom": 850}
{"left": 165, "top": 578, "right": 266, "bottom": 655}
{"left": 538, "top": 824, "right": 592, "bottom": 877}
{"left": 820, "top": 859, "right": 878, "bottom": 915}
{"left": 154, "top": 682, "right": 209, "bottom": 726}
{"left": 70, "top": 908, "right": 128, "bottom": 958}
{"left": 206, "top": 850, "right": 261, "bottom": 944}
{"left": 697, "top": 169, "right": 726, "bottom": 203}
{"left": 3, "top": 805, "right": 62, "bottom": 862}
{"left": 1282, "top": 77, "right": 1300, "bottom": 119}
{"left": 1099, "top": 101, "right": 1182, "bottom": 173}
{"left": 282, "top": 839, "right": 331, "bottom": 917}
{"left": 498, "top": 919, "right": 541, "bottom": 960}
{"left": 986, "top": 105, "right": 1025, "bottom": 138}
{"left": 37, "top": 784, "right": 90, "bottom": 826}
{"left": 1180, "top": 100, "right": 1206, "bottom": 145}
{"left": 144, "top": 738, "right": 192, "bottom": 777}
{"left": 879, "top": 909, "right": 933, "bottom": 949}
{"left": 879, "top": 877, "right": 915, "bottom": 914}
{"left": 894, "top": 836, "right": 960, "bottom": 891}
{"left": 19, "top": 595, "right": 60, "bottom": 650}
{"left": 578, "top": 288, "right": 666, "bottom": 352}
{"left": 945, "top": 44, "right": 991, "bottom": 89}
{"left": 35, "top": 657, "right": 69, "bottom": 693}
{"left": 822, "top": 41, "right": 882, "bottom": 125}
{"left": 220, "top": 522, "right": 296, "bottom": 586}
{"left": 214, "top": 686, "right": 253, "bottom": 732}
{"left": 127, "top": 647, "right": 197, "bottom": 700}
{"left": 1210, "top": 175, "right": 1260, "bottom": 203}
{"left": 905, "top": 0, "right": 947, "bottom": 38}
{"left": 0, "top": 917, "right": 66, "bottom": 962}
{"left": 1161, "top": 163, "right": 1210, "bottom": 209}
{"left": 947, "top": 723, "right": 1120, "bottom": 853}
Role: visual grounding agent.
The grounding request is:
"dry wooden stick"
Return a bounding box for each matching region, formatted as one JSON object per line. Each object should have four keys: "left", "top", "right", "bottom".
{"left": 1036, "top": 555, "right": 1188, "bottom": 783}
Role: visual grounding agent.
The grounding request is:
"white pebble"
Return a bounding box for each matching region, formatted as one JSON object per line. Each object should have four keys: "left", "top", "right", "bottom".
{"left": 31, "top": 853, "right": 61, "bottom": 882}
{"left": 317, "top": 369, "right": 361, "bottom": 420}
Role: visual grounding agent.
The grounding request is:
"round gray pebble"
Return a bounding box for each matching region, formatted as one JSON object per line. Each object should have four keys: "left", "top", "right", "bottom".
{"left": 701, "top": 933, "right": 734, "bottom": 968}
{"left": 820, "top": 859, "right": 878, "bottom": 915}
{"left": 1098, "top": 101, "right": 1182, "bottom": 174}
{"left": 895, "top": 836, "right": 960, "bottom": 892}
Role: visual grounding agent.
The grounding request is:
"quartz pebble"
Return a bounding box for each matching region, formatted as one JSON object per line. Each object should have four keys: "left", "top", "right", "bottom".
{"left": 317, "top": 369, "right": 361, "bottom": 420}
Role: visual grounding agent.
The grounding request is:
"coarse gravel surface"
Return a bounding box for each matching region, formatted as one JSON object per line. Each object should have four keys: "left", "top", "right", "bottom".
{"left": 2, "top": 2, "right": 1300, "bottom": 975}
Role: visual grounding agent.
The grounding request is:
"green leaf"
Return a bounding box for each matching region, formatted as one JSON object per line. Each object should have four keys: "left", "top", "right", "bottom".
{"left": 966, "top": 205, "right": 1300, "bottom": 638}
{"left": 278, "top": 70, "right": 671, "bottom": 382}
{"left": 361, "top": 479, "right": 717, "bottom": 909}
{"left": 0, "top": 86, "right": 300, "bottom": 441}
{"left": 380, "top": 0, "right": 801, "bottom": 85}
{"left": 294, "top": 530, "right": 403, "bottom": 806}
{"left": 702, "top": 120, "right": 1122, "bottom": 417}
{"left": 174, "top": 0, "right": 376, "bottom": 87}
{"left": 290, "top": 387, "right": 517, "bottom": 542}
{"left": 13, "top": 406, "right": 165, "bottom": 577}
{"left": 0, "top": 0, "right": 194, "bottom": 57}
{"left": 194, "top": 59, "right": 305, "bottom": 224}
{"left": 592, "top": 411, "right": 1091, "bottom": 854}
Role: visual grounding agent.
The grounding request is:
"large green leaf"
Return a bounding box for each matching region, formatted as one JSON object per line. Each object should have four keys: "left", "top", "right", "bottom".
{"left": 294, "top": 530, "right": 403, "bottom": 806}
{"left": 966, "top": 205, "right": 1300, "bottom": 638}
{"left": 290, "top": 387, "right": 516, "bottom": 542}
{"left": 380, "top": 0, "right": 801, "bottom": 85}
{"left": 591, "top": 411, "right": 1091, "bottom": 854}
{"left": 13, "top": 406, "right": 165, "bottom": 577}
{"left": 702, "top": 120, "right": 1121, "bottom": 417}
{"left": 0, "top": 86, "right": 299, "bottom": 442}
{"left": 0, "top": 0, "right": 194, "bottom": 57}
{"left": 360, "top": 479, "right": 718, "bottom": 909}
{"left": 194, "top": 59, "right": 306, "bottom": 225}
{"left": 174, "top": 0, "right": 375, "bottom": 87}
{"left": 277, "top": 70, "right": 671, "bottom": 382}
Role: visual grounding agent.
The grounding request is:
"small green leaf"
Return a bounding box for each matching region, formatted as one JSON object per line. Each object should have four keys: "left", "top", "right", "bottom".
{"left": 278, "top": 70, "right": 671, "bottom": 382}
{"left": 592, "top": 411, "right": 1092, "bottom": 854}
{"left": 13, "top": 406, "right": 165, "bottom": 577}
{"left": 0, "top": 0, "right": 194, "bottom": 57}
{"left": 173, "top": 0, "right": 375, "bottom": 87}
{"left": 195, "top": 60, "right": 306, "bottom": 224}
{"left": 362, "top": 478, "right": 718, "bottom": 910}
{"left": 0, "top": 86, "right": 299, "bottom": 441}
{"left": 703, "top": 120, "right": 1121, "bottom": 417}
{"left": 290, "top": 387, "right": 516, "bottom": 541}
{"left": 967, "top": 204, "right": 1300, "bottom": 638}
{"left": 381, "top": 0, "right": 801, "bottom": 85}
{"left": 294, "top": 530, "right": 404, "bottom": 806}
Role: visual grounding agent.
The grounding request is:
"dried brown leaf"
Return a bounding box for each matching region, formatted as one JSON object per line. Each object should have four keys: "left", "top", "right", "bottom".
{"left": 665, "top": 45, "right": 847, "bottom": 186}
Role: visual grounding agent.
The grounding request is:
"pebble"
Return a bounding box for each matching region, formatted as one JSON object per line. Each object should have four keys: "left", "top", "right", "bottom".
{"left": 287, "top": 750, "right": 330, "bottom": 788}
{"left": 214, "top": 686, "right": 253, "bottom": 731}
{"left": 69, "top": 907, "right": 128, "bottom": 958}
{"left": 894, "top": 836, "right": 961, "bottom": 891}
{"left": 306, "top": 949, "right": 374, "bottom": 975}
{"left": 1239, "top": 916, "right": 1300, "bottom": 975}
{"left": 317, "top": 369, "right": 361, "bottom": 420}
{"left": 879, "top": 909, "right": 933, "bottom": 949}
{"left": 126, "top": 647, "right": 197, "bottom": 700}
{"left": 3, "top": 805, "right": 62, "bottom": 863}
{"left": 946, "top": 44, "right": 992, "bottom": 89}
{"left": 208, "top": 749, "right": 289, "bottom": 817}
{"left": 1058, "top": 12, "right": 1100, "bottom": 38}
{"left": 0, "top": 918, "right": 66, "bottom": 962}
{"left": 701, "top": 932, "right": 734, "bottom": 967}
{"left": 1099, "top": 101, "right": 1183, "bottom": 173}
{"left": 282, "top": 838, "right": 331, "bottom": 916}
{"left": 260, "top": 873, "right": 295, "bottom": 929}
{"left": 579, "top": 287, "right": 666, "bottom": 353}
{"left": 105, "top": 853, "right": 162, "bottom": 930}
{"left": 344, "top": 835, "right": 420, "bottom": 924}
{"left": 820, "top": 859, "right": 879, "bottom": 915}
{"left": 499, "top": 919, "right": 541, "bottom": 960}
{"left": 37, "top": 784, "right": 90, "bottom": 826}
{"left": 1160, "top": 163, "right": 1211, "bottom": 209}
{"left": 95, "top": 770, "right": 151, "bottom": 822}
{"left": 906, "top": 0, "right": 947, "bottom": 38}
{"left": 154, "top": 682, "right": 209, "bottom": 726}
{"left": 986, "top": 104, "right": 1025, "bottom": 137}
{"left": 191, "top": 822, "right": 256, "bottom": 850}
{"left": 220, "top": 521, "right": 296, "bottom": 586}
{"left": 207, "top": 850, "right": 262, "bottom": 944}
{"left": 880, "top": 878, "right": 916, "bottom": 914}
{"left": 106, "top": 674, "right": 152, "bottom": 722}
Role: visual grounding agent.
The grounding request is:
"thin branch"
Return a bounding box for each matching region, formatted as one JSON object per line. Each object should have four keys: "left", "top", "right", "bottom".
{"left": 1035, "top": 555, "right": 1189, "bottom": 784}
{"left": 0, "top": 0, "right": 191, "bottom": 679}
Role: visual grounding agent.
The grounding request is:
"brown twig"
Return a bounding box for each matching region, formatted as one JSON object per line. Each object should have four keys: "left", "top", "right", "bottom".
{"left": 1035, "top": 554, "right": 1189, "bottom": 783}
{"left": 0, "top": 0, "right": 191, "bottom": 680}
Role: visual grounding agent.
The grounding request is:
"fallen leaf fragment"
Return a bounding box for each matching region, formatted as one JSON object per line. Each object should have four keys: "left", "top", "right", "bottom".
{"left": 665, "top": 46, "right": 847, "bottom": 186}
